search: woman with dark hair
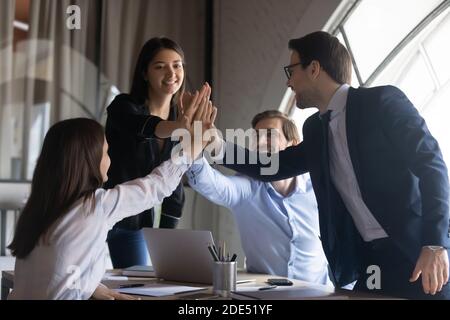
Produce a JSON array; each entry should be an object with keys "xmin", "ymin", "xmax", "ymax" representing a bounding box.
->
[
  {"xmin": 105, "ymin": 37, "xmax": 211, "ymax": 268},
  {"xmin": 8, "ymin": 94, "xmax": 215, "ymax": 299}
]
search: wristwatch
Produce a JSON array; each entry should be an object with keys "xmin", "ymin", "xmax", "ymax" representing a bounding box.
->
[{"xmin": 425, "ymin": 246, "xmax": 445, "ymax": 251}]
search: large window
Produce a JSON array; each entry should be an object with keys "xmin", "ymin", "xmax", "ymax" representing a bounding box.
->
[
  {"xmin": 342, "ymin": 0, "xmax": 443, "ymax": 83},
  {"xmin": 288, "ymin": 0, "xmax": 450, "ymax": 166}
]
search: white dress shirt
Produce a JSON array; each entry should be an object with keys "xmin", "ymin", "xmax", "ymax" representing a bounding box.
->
[
  {"xmin": 326, "ymin": 84, "xmax": 388, "ymax": 241},
  {"xmin": 9, "ymin": 158, "xmax": 189, "ymax": 300}
]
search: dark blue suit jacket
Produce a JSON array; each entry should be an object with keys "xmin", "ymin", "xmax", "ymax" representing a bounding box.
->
[{"xmin": 223, "ymin": 86, "xmax": 450, "ymax": 286}]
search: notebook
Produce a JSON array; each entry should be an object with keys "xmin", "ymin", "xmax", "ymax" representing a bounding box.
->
[
  {"xmin": 121, "ymin": 265, "xmax": 156, "ymax": 277},
  {"xmin": 116, "ymin": 283, "xmax": 205, "ymax": 297}
]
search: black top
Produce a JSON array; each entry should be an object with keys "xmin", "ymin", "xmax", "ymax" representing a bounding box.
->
[{"xmin": 104, "ymin": 93, "xmax": 185, "ymax": 230}]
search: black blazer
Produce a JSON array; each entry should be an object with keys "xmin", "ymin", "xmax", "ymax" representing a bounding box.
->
[
  {"xmin": 104, "ymin": 94, "xmax": 185, "ymax": 230},
  {"xmin": 223, "ymin": 86, "xmax": 450, "ymax": 286}
]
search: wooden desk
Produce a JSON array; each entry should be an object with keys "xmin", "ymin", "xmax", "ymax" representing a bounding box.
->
[
  {"xmin": 102, "ymin": 270, "xmax": 270, "ymax": 300},
  {"xmin": 102, "ymin": 269, "xmax": 347, "ymax": 300},
  {"xmin": 1, "ymin": 269, "xmax": 396, "ymax": 300}
]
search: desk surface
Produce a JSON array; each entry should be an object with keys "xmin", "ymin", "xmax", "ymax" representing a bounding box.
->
[
  {"xmin": 102, "ymin": 270, "xmax": 340, "ymax": 300},
  {"xmin": 1, "ymin": 270, "xmax": 397, "ymax": 300}
]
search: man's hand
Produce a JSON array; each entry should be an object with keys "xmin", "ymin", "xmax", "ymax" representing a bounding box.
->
[
  {"xmin": 410, "ymin": 247, "xmax": 449, "ymax": 295},
  {"xmin": 91, "ymin": 283, "xmax": 141, "ymax": 300}
]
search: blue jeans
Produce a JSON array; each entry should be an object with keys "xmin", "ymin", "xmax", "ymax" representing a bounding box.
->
[{"xmin": 107, "ymin": 227, "xmax": 151, "ymax": 268}]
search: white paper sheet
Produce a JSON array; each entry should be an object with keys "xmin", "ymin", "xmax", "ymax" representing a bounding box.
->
[{"xmin": 115, "ymin": 283, "xmax": 206, "ymax": 297}]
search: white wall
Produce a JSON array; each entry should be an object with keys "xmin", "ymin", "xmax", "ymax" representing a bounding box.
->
[{"xmin": 213, "ymin": 0, "xmax": 342, "ymax": 130}]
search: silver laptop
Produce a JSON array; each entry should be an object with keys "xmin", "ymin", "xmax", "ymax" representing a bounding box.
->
[{"xmin": 143, "ymin": 228, "xmax": 214, "ymax": 284}]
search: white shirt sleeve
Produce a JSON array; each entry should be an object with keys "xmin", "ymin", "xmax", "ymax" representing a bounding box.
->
[{"xmin": 97, "ymin": 157, "xmax": 190, "ymax": 228}]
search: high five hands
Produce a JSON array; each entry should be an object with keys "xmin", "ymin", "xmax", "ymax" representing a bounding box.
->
[{"xmin": 177, "ymin": 83, "xmax": 218, "ymax": 161}]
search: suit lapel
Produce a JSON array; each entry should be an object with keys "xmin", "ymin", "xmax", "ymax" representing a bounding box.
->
[{"xmin": 346, "ymin": 87, "xmax": 363, "ymax": 191}]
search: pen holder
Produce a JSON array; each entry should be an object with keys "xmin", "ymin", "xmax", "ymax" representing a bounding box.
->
[{"xmin": 212, "ymin": 261, "xmax": 236, "ymax": 297}]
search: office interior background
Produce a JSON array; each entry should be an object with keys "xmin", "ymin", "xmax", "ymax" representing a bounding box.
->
[{"xmin": 0, "ymin": 0, "xmax": 449, "ymax": 273}]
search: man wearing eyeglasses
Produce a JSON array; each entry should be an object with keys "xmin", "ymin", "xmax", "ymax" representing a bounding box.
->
[{"xmin": 220, "ymin": 31, "xmax": 450, "ymax": 299}]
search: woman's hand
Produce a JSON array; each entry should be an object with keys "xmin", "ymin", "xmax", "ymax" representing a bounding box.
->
[
  {"xmin": 91, "ymin": 283, "xmax": 141, "ymax": 300},
  {"xmin": 178, "ymin": 83, "xmax": 211, "ymax": 129},
  {"xmin": 189, "ymin": 91, "xmax": 218, "ymax": 160},
  {"xmin": 175, "ymin": 82, "xmax": 218, "ymax": 161},
  {"xmin": 154, "ymin": 84, "xmax": 211, "ymax": 139}
]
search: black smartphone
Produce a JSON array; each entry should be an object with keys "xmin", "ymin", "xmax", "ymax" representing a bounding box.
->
[{"xmin": 267, "ymin": 278, "xmax": 293, "ymax": 286}]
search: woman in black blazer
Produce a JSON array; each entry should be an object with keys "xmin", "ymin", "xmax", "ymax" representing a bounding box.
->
[{"xmin": 105, "ymin": 37, "xmax": 209, "ymax": 268}]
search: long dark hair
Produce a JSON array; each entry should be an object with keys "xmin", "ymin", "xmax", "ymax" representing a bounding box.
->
[
  {"xmin": 8, "ymin": 118, "xmax": 105, "ymax": 259},
  {"xmin": 130, "ymin": 37, "xmax": 186, "ymax": 105}
]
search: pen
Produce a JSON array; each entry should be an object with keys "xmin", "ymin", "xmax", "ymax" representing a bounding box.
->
[
  {"xmin": 119, "ymin": 283, "xmax": 145, "ymax": 289},
  {"xmin": 223, "ymin": 241, "xmax": 226, "ymax": 262},
  {"xmin": 230, "ymin": 254, "xmax": 237, "ymax": 262},
  {"xmin": 207, "ymin": 245, "xmax": 219, "ymax": 261},
  {"xmin": 212, "ymin": 243, "xmax": 219, "ymax": 258},
  {"xmin": 259, "ymin": 285, "xmax": 277, "ymax": 291}
]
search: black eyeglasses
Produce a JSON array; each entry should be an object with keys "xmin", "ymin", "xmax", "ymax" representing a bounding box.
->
[{"xmin": 284, "ymin": 62, "xmax": 303, "ymax": 79}]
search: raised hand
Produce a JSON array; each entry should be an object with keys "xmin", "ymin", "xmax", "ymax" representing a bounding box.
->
[
  {"xmin": 155, "ymin": 83, "xmax": 211, "ymax": 139},
  {"xmin": 178, "ymin": 83, "xmax": 211, "ymax": 128},
  {"xmin": 189, "ymin": 93, "xmax": 218, "ymax": 161},
  {"xmin": 177, "ymin": 91, "xmax": 193, "ymax": 120}
]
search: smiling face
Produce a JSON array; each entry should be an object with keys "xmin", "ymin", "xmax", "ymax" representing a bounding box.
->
[
  {"xmin": 254, "ymin": 117, "xmax": 294, "ymax": 153},
  {"xmin": 286, "ymin": 51, "xmax": 320, "ymax": 110},
  {"xmin": 146, "ymin": 49, "xmax": 184, "ymax": 98}
]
